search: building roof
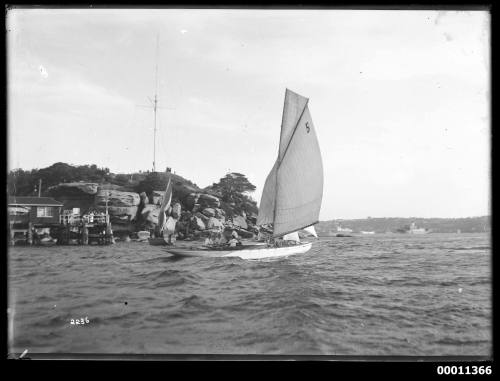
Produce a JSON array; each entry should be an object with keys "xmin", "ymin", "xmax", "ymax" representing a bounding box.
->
[{"xmin": 8, "ymin": 196, "xmax": 63, "ymax": 206}]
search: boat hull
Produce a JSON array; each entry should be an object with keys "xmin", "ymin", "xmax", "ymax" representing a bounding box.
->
[{"xmin": 165, "ymin": 242, "xmax": 312, "ymax": 259}]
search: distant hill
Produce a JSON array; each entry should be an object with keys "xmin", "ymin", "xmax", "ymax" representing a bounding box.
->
[
  {"xmin": 7, "ymin": 163, "xmax": 200, "ymax": 198},
  {"xmin": 317, "ymin": 216, "xmax": 491, "ymax": 235},
  {"xmin": 7, "ymin": 162, "xmax": 258, "ymax": 223}
]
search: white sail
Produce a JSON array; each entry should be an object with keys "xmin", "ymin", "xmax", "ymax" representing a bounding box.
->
[
  {"xmin": 158, "ymin": 177, "xmax": 172, "ymax": 232},
  {"xmin": 278, "ymin": 89, "xmax": 309, "ymax": 162},
  {"xmin": 302, "ymin": 225, "xmax": 318, "ymax": 238},
  {"xmin": 283, "ymin": 231, "xmax": 300, "ymax": 242},
  {"xmin": 257, "ymin": 89, "xmax": 323, "ymax": 237},
  {"xmin": 256, "ymin": 161, "xmax": 277, "ymax": 226}
]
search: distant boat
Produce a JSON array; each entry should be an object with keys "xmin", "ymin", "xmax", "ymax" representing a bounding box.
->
[
  {"xmin": 360, "ymin": 231, "xmax": 375, "ymax": 235},
  {"xmin": 337, "ymin": 224, "xmax": 353, "ymax": 233},
  {"xmin": 166, "ymin": 89, "xmax": 323, "ymax": 259},
  {"xmin": 408, "ymin": 222, "xmax": 430, "ymax": 234}
]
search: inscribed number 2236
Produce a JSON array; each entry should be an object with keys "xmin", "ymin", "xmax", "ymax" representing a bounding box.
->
[{"xmin": 70, "ymin": 317, "xmax": 90, "ymax": 325}]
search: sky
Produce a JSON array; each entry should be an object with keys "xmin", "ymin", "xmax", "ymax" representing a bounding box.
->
[{"xmin": 6, "ymin": 8, "xmax": 490, "ymax": 220}]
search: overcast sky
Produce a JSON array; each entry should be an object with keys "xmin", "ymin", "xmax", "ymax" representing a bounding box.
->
[{"xmin": 7, "ymin": 9, "xmax": 490, "ymax": 220}]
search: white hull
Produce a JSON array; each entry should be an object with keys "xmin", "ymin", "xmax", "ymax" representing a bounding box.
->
[{"xmin": 165, "ymin": 242, "xmax": 312, "ymax": 260}]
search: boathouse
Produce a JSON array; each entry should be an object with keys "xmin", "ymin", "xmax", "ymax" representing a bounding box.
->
[
  {"xmin": 8, "ymin": 196, "xmax": 63, "ymax": 225},
  {"xmin": 8, "ymin": 196, "xmax": 63, "ymax": 244}
]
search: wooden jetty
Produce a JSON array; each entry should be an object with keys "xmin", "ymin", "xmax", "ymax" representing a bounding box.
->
[{"xmin": 55, "ymin": 213, "xmax": 115, "ymax": 246}]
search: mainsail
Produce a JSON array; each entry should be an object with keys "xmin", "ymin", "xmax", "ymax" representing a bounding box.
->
[{"xmin": 257, "ymin": 89, "xmax": 323, "ymax": 237}]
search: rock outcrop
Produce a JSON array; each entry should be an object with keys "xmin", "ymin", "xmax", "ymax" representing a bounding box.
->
[
  {"xmin": 184, "ymin": 193, "xmax": 200, "ymax": 210},
  {"xmin": 198, "ymin": 193, "xmax": 220, "ymax": 208},
  {"xmin": 49, "ymin": 182, "xmax": 99, "ymax": 195},
  {"xmin": 191, "ymin": 216, "xmax": 206, "ymax": 231},
  {"xmin": 47, "ymin": 177, "xmax": 257, "ymax": 241},
  {"xmin": 95, "ymin": 189, "xmax": 140, "ymax": 207},
  {"xmin": 201, "ymin": 208, "xmax": 216, "ymax": 217},
  {"xmin": 232, "ymin": 215, "xmax": 248, "ymax": 230},
  {"xmin": 185, "ymin": 192, "xmax": 220, "ymax": 210},
  {"xmin": 94, "ymin": 188, "xmax": 140, "ymax": 228},
  {"xmin": 206, "ymin": 217, "xmax": 223, "ymax": 230},
  {"xmin": 140, "ymin": 204, "xmax": 162, "ymax": 229},
  {"xmin": 48, "ymin": 182, "xmax": 99, "ymax": 213},
  {"xmin": 152, "ymin": 190, "xmax": 165, "ymax": 205},
  {"xmin": 194, "ymin": 212, "xmax": 209, "ymax": 225}
]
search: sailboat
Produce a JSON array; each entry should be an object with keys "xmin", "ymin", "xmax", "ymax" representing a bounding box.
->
[
  {"xmin": 148, "ymin": 177, "xmax": 174, "ymax": 246},
  {"xmin": 165, "ymin": 88, "xmax": 323, "ymax": 259}
]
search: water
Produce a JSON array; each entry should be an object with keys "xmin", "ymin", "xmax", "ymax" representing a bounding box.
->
[{"xmin": 8, "ymin": 233, "xmax": 491, "ymax": 356}]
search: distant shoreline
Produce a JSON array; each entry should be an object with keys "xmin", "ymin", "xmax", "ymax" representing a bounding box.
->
[{"xmin": 317, "ymin": 216, "xmax": 490, "ymax": 234}]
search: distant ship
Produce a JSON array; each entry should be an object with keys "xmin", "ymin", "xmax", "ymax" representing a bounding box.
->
[
  {"xmin": 396, "ymin": 222, "xmax": 431, "ymax": 234},
  {"xmin": 408, "ymin": 222, "xmax": 430, "ymax": 234},
  {"xmin": 336, "ymin": 224, "xmax": 353, "ymax": 233},
  {"xmin": 360, "ymin": 231, "xmax": 375, "ymax": 235}
]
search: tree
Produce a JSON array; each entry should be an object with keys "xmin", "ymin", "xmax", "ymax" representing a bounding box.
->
[
  {"xmin": 209, "ymin": 173, "xmax": 258, "ymax": 217},
  {"xmin": 7, "ymin": 168, "xmax": 38, "ymax": 196},
  {"xmin": 7, "ymin": 162, "xmax": 113, "ymax": 196},
  {"xmin": 135, "ymin": 172, "xmax": 168, "ymax": 198},
  {"xmin": 134, "ymin": 172, "xmax": 200, "ymax": 205},
  {"xmin": 113, "ymin": 174, "xmax": 131, "ymax": 186},
  {"xmin": 210, "ymin": 173, "xmax": 256, "ymax": 202}
]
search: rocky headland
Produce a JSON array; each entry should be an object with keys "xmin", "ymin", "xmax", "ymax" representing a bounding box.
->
[{"xmin": 47, "ymin": 174, "xmax": 259, "ymax": 241}]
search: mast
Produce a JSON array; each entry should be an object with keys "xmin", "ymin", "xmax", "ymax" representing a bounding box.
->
[
  {"xmin": 152, "ymin": 34, "xmax": 160, "ymax": 173},
  {"xmin": 272, "ymin": 91, "xmax": 288, "ymax": 236}
]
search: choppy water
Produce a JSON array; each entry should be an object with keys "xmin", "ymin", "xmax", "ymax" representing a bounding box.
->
[{"xmin": 8, "ymin": 233, "xmax": 491, "ymax": 356}]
